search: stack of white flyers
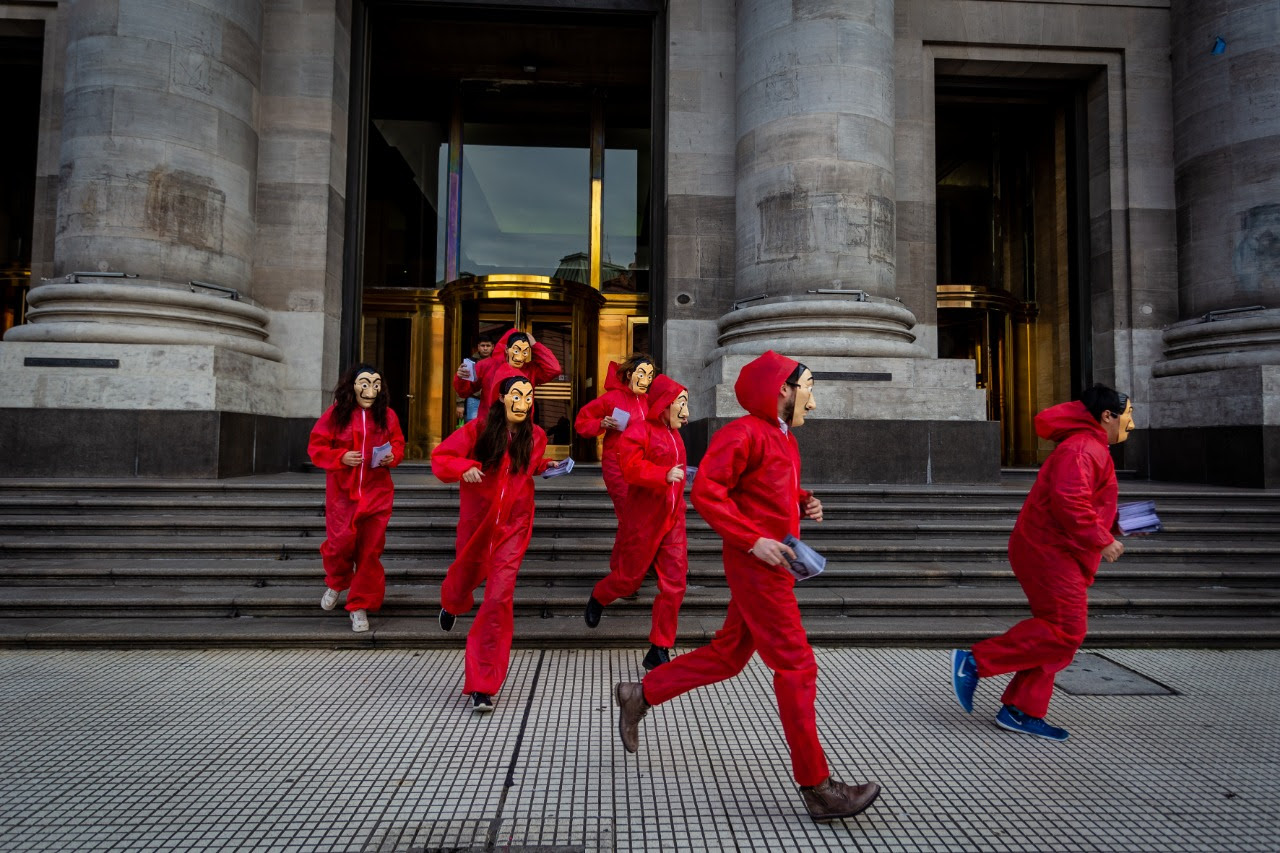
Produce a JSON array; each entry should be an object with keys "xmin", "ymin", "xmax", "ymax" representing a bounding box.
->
[
  {"xmin": 1117, "ymin": 499, "xmax": 1161, "ymax": 535},
  {"xmin": 542, "ymin": 457, "xmax": 575, "ymax": 479},
  {"xmin": 369, "ymin": 441, "xmax": 393, "ymax": 469},
  {"xmin": 610, "ymin": 407, "xmax": 631, "ymax": 431},
  {"xmin": 781, "ymin": 534, "xmax": 826, "ymax": 581},
  {"xmin": 460, "ymin": 358, "xmax": 476, "ymax": 380}
]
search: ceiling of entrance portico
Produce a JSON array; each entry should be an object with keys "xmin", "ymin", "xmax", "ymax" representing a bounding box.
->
[{"xmin": 371, "ymin": 8, "xmax": 650, "ymax": 114}]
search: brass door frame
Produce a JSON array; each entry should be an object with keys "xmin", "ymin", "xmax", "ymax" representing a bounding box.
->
[{"xmin": 937, "ymin": 284, "xmax": 1038, "ymax": 465}]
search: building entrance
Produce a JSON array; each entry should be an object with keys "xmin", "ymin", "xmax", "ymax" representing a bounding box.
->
[
  {"xmin": 351, "ymin": 6, "xmax": 656, "ymax": 458},
  {"xmin": 0, "ymin": 24, "xmax": 42, "ymax": 336},
  {"xmin": 935, "ymin": 82, "xmax": 1086, "ymax": 466}
]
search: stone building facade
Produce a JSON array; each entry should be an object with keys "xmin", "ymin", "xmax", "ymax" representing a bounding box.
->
[{"xmin": 1, "ymin": 0, "xmax": 1276, "ymax": 486}]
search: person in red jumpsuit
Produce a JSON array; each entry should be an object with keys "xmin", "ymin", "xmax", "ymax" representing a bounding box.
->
[
  {"xmin": 575, "ymin": 354, "xmax": 655, "ymax": 582},
  {"xmin": 584, "ymin": 374, "xmax": 689, "ymax": 671},
  {"xmin": 432, "ymin": 375, "xmax": 554, "ymax": 713},
  {"xmin": 951, "ymin": 384, "xmax": 1135, "ymax": 741},
  {"xmin": 308, "ymin": 363, "xmax": 406, "ymax": 633},
  {"xmin": 574, "ymin": 354, "xmax": 655, "ymax": 514},
  {"xmin": 614, "ymin": 351, "xmax": 882, "ymax": 823},
  {"xmin": 452, "ymin": 328, "xmax": 562, "ymax": 423}
]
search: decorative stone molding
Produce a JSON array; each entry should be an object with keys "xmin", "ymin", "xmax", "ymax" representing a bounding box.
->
[
  {"xmin": 713, "ymin": 296, "xmax": 925, "ymax": 359},
  {"xmin": 5, "ymin": 278, "xmax": 282, "ymax": 362},
  {"xmin": 1153, "ymin": 307, "xmax": 1280, "ymax": 377}
]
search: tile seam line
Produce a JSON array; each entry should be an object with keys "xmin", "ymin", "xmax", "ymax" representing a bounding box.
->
[{"xmin": 487, "ymin": 648, "xmax": 547, "ymax": 851}]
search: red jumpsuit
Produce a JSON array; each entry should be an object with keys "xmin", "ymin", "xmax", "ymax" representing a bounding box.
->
[
  {"xmin": 590, "ymin": 374, "xmax": 688, "ymax": 647},
  {"xmin": 641, "ymin": 351, "xmax": 829, "ymax": 787},
  {"xmin": 575, "ymin": 362, "xmax": 650, "ymax": 576},
  {"xmin": 972, "ymin": 401, "xmax": 1119, "ymax": 718},
  {"xmin": 431, "ymin": 417, "xmax": 551, "ymax": 696},
  {"xmin": 452, "ymin": 329, "xmax": 562, "ymax": 424},
  {"xmin": 308, "ymin": 405, "xmax": 406, "ymax": 612}
]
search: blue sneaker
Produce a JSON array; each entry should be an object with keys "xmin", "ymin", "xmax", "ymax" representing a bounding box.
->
[
  {"xmin": 995, "ymin": 705, "xmax": 1069, "ymax": 742},
  {"xmin": 951, "ymin": 649, "xmax": 978, "ymax": 713}
]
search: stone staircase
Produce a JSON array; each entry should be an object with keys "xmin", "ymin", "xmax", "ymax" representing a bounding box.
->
[{"xmin": 1, "ymin": 468, "xmax": 1278, "ymax": 649}]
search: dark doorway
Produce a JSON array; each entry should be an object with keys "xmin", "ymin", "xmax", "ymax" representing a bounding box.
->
[
  {"xmin": 935, "ymin": 80, "xmax": 1087, "ymax": 466},
  {"xmin": 0, "ymin": 24, "xmax": 42, "ymax": 336}
]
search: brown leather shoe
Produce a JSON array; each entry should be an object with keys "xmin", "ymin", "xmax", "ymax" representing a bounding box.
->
[
  {"xmin": 800, "ymin": 777, "xmax": 881, "ymax": 822},
  {"xmin": 615, "ymin": 682, "xmax": 649, "ymax": 753}
]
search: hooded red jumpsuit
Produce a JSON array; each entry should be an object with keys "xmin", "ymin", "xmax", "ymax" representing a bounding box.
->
[
  {"xmin": 574, "ymin": 361, "xmax": 650, "ymax": 515},
  {"xmin": 640, "ymin": 351, "xmax": 830, "ymax": 787},
  {"xmin": 452, "ymin": 329, "xmax": 562, "ymax": 423},
  {"xmin": 590, "ymin": 374, "xmax": 688, "ymax": 648},
  {"xmin": 308, "ymin": 405, "xmax": 406, "ymax": 612},
  {"xmin": 971, "ymin": 400, "xmax": 1119, "ymax": 718},
  {"xmin": 431, "ymin": 417, "xmax": 551, "ymax": 696}
]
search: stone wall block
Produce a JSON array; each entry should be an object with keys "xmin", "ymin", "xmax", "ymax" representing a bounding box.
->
[
  {"xmin": 60, "ymin": 87, "xmax": 115, "ymax": 140},
  {"xmin": 118, "ymin": 0, "xmax": 222, "ymax": 54},
  {"xmin": 836, "ymin": 113, "xmax": 894, "ymax": 172},
  {"xmin": 72, "ymin": 34, "xmax": 171, "ymax": 92}
]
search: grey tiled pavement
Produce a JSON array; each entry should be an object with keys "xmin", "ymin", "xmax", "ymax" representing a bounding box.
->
[{"xmin": 3, "ymin": 648, "xmax": 1277, "ymax": 852}]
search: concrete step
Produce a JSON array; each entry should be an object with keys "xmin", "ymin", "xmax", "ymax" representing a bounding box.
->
[
  {"xmin": 4, "ymin": 513, "xmax": 1278, "ymax": 542},
  {"xmin": 2, "ymin": 612, "xmax": 1277, "ymax": 649},
  {"xmin": 3, "ymin": 557, "xmax": 1278, "ymax": 586},
  {"xmin": 3, "ymin": 534, "xmax": 1277, "ymax": 562},
  {"xmin": 7, "ymin": 582, "xmax": 1278, "ymax": 621}
]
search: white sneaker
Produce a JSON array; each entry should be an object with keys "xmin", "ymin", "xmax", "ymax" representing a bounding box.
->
[
  {"xmin": 321, "ymin": 588, "xmax": 340, "ymax": 610},
  {"xmin": 350, "ymin": 609, "xmax": 369, "ymax": 632}
]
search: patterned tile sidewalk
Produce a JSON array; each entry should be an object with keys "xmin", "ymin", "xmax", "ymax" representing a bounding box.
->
[{"xmin": 2, "ymin": 647, "xmax": 1276, "ymax": 851}]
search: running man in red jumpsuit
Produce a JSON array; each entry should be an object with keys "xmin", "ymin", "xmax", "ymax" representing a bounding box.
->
[
  {"xmin": 453, "ymin": 328, "xmax": 562, "ymax": 423},
  {"xmin": 574, "ymin": 354, "xmax": 654, "ymax": 515},
  {"xmin": 584, "ymin": 374, "xmax": 689, "ymax": 671},
  {"xmin": 614, "ymin": 351, "xmax": 882, "ymax": 823},
  {"xmin": 951, "ymin": 384, "xmax": 1135, "ymax": 741},
  {"xmin": 575, "ymin": 355, "xmax": 655, "ymax": 582},
  {"xmin": 432, "ymin": 375, "xmax": 553, "ymax": 713},
  {"xmin": 308, "ymin": 363, "xmax": 406, "ymax": 633}
]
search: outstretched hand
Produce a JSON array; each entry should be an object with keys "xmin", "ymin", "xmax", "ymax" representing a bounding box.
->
[{"xmin": 462, "ymin": 466, "xmax": 484, "ymax": 484}]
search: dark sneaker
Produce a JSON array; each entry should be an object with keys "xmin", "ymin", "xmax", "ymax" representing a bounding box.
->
[
  {"xmin": 641, "ymin": 645, "xmax": 670, "ymax": 671},
  {"xmin": 584, "ymin": 596, "xmax": 604, "ymax": 628},
  {"xmin": 951, "ymin": 649, "xmax": 978, "ymax": 713},
  {"xmin": 615, "ymin": 682, "xmax": 649, "ymax": 753},
  {"xmin": 439, "ymin": 609, "xmax": 456, "ymax": 632},
  {"xmin": 995, "ymin": 704, "xmax": 1069, "ymax": 741},
  {"xmin": 471, "ymin": 692, "xmax": 494, "ymax": 713},
  {"xmin": 801, "ymin": 777, "xmax": 881, "ymax": 823}
]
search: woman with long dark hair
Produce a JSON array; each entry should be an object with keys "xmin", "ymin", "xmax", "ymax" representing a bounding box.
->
[
  {"xmin": 431, "ymin": 375, "xmax": 553, "ymax": 712},
  {"xmin": 308, "ymin": 363, "xmax": 405, "ymax": 633}
]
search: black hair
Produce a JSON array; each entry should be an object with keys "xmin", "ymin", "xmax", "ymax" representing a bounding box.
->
[
  {"xmin": 616, "ymin": 352, "xmax": 655, "ymax": 384},
  {"xmin": 473, "ymin": 375, "xmax": 534, "ymax": 474},
  {"xmin": 1079, "ymin": 383, "xmax": 1129, "ymax": 423},
  {"xmin": 332, "ymin": 363, "xmax": 389, "ymax": 430},
  {"xmin": 786, "ymin": 362, "xmax": 810, "ymax": 385},
  {"xmin": 505, "ymin": 332, "xmax": 530, "ymax": 348}
]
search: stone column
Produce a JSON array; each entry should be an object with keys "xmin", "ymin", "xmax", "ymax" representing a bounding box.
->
[
  {"xmin": 1, "ymin": 0, "xmax": 290, "ymax": 477},
  {"xmin": 725, "ymin": 0, "xmax": 917, "ymax": 358},
  {"xmin": 1149, "ymin": 2, "xmax": 1280, "ymax": 486},
  {"xmin": 6, "ymin": 0, "xmax": 271, "ymax": 353},
  {"xmin": 687, "ymin": 0, "xmax": 992, "ymax": 483}
]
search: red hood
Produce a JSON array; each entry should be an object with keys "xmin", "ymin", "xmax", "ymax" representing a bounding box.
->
[
  {"xmin": 1035, "ymin": 400, "xmax": 1108, "ymax": 444},
  {"xmin": 734, "ymin": 351, "xmax": 798, "ymax": 423},
  {"xmin": 644, "ymin": 374, "xmax": 687, "ymax": 421},
  {"xmin": 604, "ymin": 361, "xmax": 627, "ymax": 393},
  {"xmin": 491, "ymin": 328, "xmax": 526, "ymax": 364}
]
